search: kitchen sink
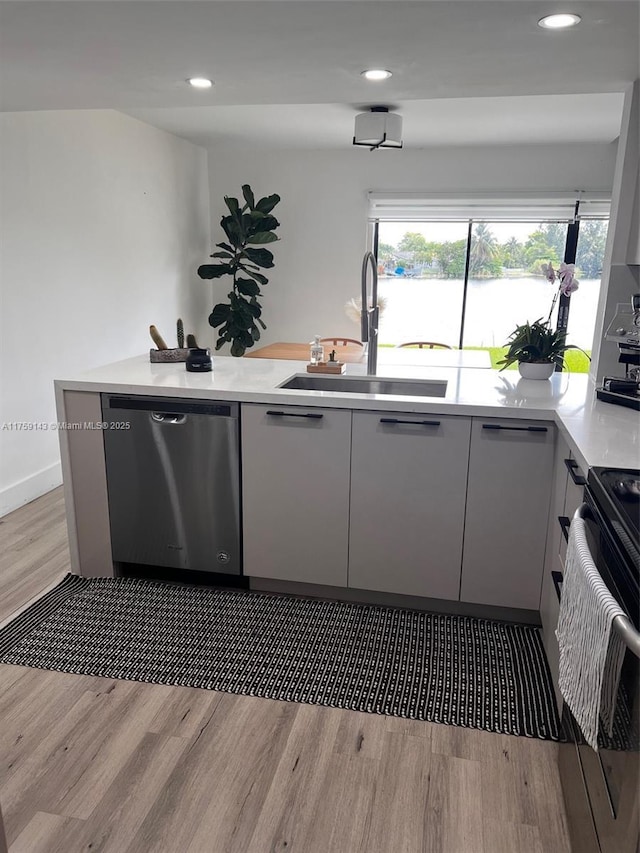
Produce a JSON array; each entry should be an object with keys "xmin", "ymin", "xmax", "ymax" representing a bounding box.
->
[{"xmin": 279, "ymin": 375, "xmax": 448, "ymax": 397}]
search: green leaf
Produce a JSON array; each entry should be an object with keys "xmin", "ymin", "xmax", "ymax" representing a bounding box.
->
[
  {"xmin": 198, "ymin": 263, "xmax": 232, "ymax": 279},
  {"xmin": 244, "ymin": 247, "xmax": 274, "ymax": 268},
  {"xmin": 210, "ymin": 250, "xmax": 234, "ymax": 259},
  {"xmin": 209, "ymin": 303, "xmax": 231, "ymax": 327},
  {"xmin": 239, "ymin": 268, "xmax": 268, "ymax": 285},
  {"xmin": 224, "ymin": 196, "xmax": 241, "ymax": 220},
  {"xmin": 230, "ymin": 339, "xmax": 246, "ymax": 357},
  {"xmin": 215, "ymin": 338, "xmax": 227, "ymax": 351},
  {"xmin": 247, "ymin": 232, "xmax": 278, "ymax": 245},
  {"xmin": 255, "ymin": 194, "xmax": 281, "ymax": 215},
  {"xmin": 233, "ymin": 299, "xmax": 254, "ymax": 323},
  {"xmin": 247, "ymin": 300, "xmax": 262, "ymax": 318},
  {"xmin": 220, "ymin": 217, "xmax": 243, "ymax": 248},
  {"xmin": 215, "ymin": 242, "xmax": 235, "ymax": 253},
  {"xmin": 251, "ymin": 214, "xmax": 280, "ymax": 233},
  {"xmin": 257, "ymin": 318, "xmax": 267, "ymax": 330},
  {"xmin": 245, "ymin": 212, "xmax": 280, "ymax": 236},
  {"xmin": 236, "ymin": 278, "xmax": 260, "ymax": 297},
  {"xmin": 250, "ymin": 324, "xmax": 261, "ymax": 342},
  {"xmin": 242, "ymin": 185, "xmax": 255, "ymax": 210}
]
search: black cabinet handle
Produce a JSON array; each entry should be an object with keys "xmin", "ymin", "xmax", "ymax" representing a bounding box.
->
[
  {"xmin": 380, "ymin": 418, "xmax": 440, "ymax": 427},
  {"xmin": 266, "ymin": 410, "xmax": 323, "ymax": 420},
  {"xmin": 564, "ymin": 457, "xmax": 586, "ymax": 486},
  {"xmin": 558, "ymin": 515, "xmax": 571, "ymax": 542},
  {"xmin": 482, "ymin": 424, "xmax": 548, "ymax": 433},
  {"xmin": 552, "ymin": 570, "xmax": 564, "ymax": 602}
]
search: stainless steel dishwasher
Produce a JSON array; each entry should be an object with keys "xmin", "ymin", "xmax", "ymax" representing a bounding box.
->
[{"xmin": 101, "ymin": 395, "xmax": 240, "ymax": 575}]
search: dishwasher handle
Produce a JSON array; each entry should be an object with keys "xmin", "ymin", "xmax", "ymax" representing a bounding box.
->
[{"xmin": 151, "ymin": 412, "xmax": 187, "ymax": 424}]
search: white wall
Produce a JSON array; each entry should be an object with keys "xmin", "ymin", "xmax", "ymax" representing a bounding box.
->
[
  {"xmin": 0, "ymin": 110, "xmax": 211, "ymax": 515},
  {"xmin": 206, "ymin": 143, "xmax": 616, "ymax": 347}
]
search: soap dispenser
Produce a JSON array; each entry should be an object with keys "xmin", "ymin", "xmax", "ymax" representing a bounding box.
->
[{"xmin": 309, "ymin": 336, "xmax": 324, "ymax": 365}]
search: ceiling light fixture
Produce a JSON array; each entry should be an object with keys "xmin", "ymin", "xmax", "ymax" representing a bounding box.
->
[
  {"xmin": 361, "ymin": 69, "xmax": 392, "ymax": 81},
  {"xmin": 353, "ymin": 106, "xmax": 403, "ymax": 152},
  {"xmin": 537, "ymin": 13, "xmax": 581, "ymax": 29},
  {"xmin": 188, "ymin": 77, "xmax": 213, "ymax": 89}
]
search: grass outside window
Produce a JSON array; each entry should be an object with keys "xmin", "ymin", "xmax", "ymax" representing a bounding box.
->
[
  {"xmin": 378, "ymin": 344, "xmax": 591, "ymax": 373},
  {"xmin": 464, "ymin": 347, "xmax": 591, "ymax": 373}
]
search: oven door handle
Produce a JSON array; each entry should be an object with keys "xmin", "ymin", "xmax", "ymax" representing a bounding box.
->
[{"xmin": 575, "ymin": 504, "xmax": 640, "ymax": 660}]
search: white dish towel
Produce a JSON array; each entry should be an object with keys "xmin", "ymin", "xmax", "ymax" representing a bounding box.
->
[{"xmin": 556, "ymin": 514, "xmax": 626, "ymax": 750}]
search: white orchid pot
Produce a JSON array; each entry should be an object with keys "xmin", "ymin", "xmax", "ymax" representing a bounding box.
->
[{"xmin": 518, "ymin": 361, "xmax": 555, "ymax": 380}]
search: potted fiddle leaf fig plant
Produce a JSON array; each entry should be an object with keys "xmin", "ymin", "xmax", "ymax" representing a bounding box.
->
[
  {"xmin": 198, "ymin": 184, "xmax": 281, "ymax": 356},
  {"xmin": 497, "ymin": 319, "xmax": 584, "ymax": 378}
]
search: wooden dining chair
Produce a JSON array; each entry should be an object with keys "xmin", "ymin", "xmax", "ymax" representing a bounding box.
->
[
  {"xmin": 320, "ymin": 337, "xmax": 364, "ymax": 347},
  {"xmin": 396, "ymin": 341, "xmax": 453, "ymax": 350}
]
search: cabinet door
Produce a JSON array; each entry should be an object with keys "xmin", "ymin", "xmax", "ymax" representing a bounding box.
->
[
  {"xmin": 461, "ymin": 418, "xmax": 555, "ymax": 610},
  {"xmin": 349, "ymin": 412, "xmax": 471, "ymax": 599},
  {"xmin": 540, "ymin": 432, "xmax": 572, "ymax": 712},
  {"xmin": 241, "ymin": 403, "xmax": 351, "ymax": 586}
]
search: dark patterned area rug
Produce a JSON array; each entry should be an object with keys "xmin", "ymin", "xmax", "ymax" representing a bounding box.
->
[{"xmin": 0, "ymin": 573, "xmax": 564, "ymax": 740}]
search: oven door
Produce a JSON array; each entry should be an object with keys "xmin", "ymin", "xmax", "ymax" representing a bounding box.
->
[{"xmin": 566, "ymin": 500, "xmax": 640, "ymax": 853}]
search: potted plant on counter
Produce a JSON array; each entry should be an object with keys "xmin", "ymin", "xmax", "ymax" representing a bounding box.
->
[
  {"xmin": 497, "ymin": 319, "xmax": 582, "ymax": 378},
  {"xmin": 198, "ymin": 184, "xmax": 281, "ymax": 357},
  {"xmin": 498, "ymin": 261, "xmax": 588, "ymax": 379}
]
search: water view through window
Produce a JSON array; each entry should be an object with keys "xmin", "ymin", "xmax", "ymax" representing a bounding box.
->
[{"xmin": 376, "ymin": 219, "xmax": 608, "ymax": 371}]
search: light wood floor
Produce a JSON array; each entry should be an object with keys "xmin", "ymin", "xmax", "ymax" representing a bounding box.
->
[{"xmin": 0, "ymin": 489, "xmax": 573, "ymax": 853}]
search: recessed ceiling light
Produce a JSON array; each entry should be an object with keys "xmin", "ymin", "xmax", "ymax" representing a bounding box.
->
[
  {"xmin": 361, "ymin": 69, "xmax": 392, "ymax": 81},
  {"xmin": 188, "ymin": 77, "xmax": 213, "ymax": 89},
  {"xmin": 538, "ymin": 13, "xmax": 581, "ymax": 29}
]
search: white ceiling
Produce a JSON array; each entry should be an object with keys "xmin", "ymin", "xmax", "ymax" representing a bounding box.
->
[{"xmin": 1, "ymin": 1, "xmax": 638, "ymax": 149}]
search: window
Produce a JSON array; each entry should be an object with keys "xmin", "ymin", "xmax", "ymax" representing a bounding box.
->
[{"xmin": 370, "ymin": 194, "xmax": 609, "ymax": 372}]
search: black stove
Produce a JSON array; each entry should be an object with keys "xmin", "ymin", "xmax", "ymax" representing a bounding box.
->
[
  {"xmin": 561, "ymin": 466, "xmax": 640, "ymax": 853},
  {"xmin": 586, "ymin": 466, "xmax": 639, "ymax": 624},
  {"xmin": 589, "ymin": 467, "xmax": 640, "ymax": 546}
]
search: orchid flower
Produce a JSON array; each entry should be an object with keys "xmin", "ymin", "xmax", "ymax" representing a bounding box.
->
[
  {"xmin": 544, "ymin": 260, "xmax": 579, "ymax": 324},
  {"xmin": 557, "ymin": 262, "xmax": 579, "ymax": 295}
]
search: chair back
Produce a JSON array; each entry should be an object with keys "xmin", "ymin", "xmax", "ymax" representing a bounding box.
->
[
  {"xmin": 320, "ymin": 337, "xmax": 364, "ymax": 347},
  {"xmin": 396, "ymin": 341, "xmax": 453, "ymax": 350}
]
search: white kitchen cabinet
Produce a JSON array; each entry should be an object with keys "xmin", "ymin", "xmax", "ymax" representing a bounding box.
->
[
  {"xmin": 348, "ymin": 411, "xmax": 471, "ymax": 599},
  {"xmin": 241, "ymin": 403, "xmax": 352, "ymax": 586},
  {"xmin": 460, "ymin": 418, "xmax": 555, "ymax": 610},
  {"xmin": 56, "ymin": 389, "xmax": 114, "ymax": 577},
  {"xmin": 540, "ymin": 432, "xmax": 572, "ymax": 711}
]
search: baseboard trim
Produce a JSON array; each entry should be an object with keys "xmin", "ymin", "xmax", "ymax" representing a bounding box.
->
[
  {"xmin": 250, "ymin": 578, "xmax": 541, "ymax": 625},
  {"xmin": 0, "ymin": 462, "xmax": 63, "ymax": 517}
]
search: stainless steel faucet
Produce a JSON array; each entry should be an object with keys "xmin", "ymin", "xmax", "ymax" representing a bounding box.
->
[{"xmin": 361, "ymin": 251, "xmax": 379, "ymax": 375}]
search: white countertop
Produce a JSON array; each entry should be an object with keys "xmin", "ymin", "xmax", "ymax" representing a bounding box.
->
[{"xmin": 55, "ymin": 354, "xmax": 640, "ymax": 472}]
